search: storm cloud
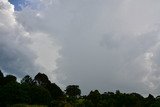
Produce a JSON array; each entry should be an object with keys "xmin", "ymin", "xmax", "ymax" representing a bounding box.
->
[
  {"xmin": 0, "ymin": 0, "xmax": 39, "ymax": 77},
  {"xmin": 0, "ymin": 0, "xmax": 60, "ymax": 81},
  {"xmin": 2, "ymin": 0, "xmax": 160, "ymax": 95}
]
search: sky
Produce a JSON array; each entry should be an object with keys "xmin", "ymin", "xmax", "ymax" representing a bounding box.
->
[
  {"xmin": 8, "ymin": 0, "xmax": 22, "ymax": 10},
  {"xmin": 1, "ymin": 0, "xmax": 160, "ymax": 96}
]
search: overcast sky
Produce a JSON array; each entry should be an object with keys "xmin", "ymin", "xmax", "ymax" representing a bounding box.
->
[{"xmin": 1, "ymin": 0, "xmax": 160, "ymax": 95}]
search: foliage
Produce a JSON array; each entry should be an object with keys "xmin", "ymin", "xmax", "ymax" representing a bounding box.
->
[
  {"xmin": 29, "ymin": 85, "xmax": 51, "ymax": 105},
  {"xmin": 0, "ymin": 70, "xmax": 4, "ymax": 86},
  {"xmin": 1, "ymin": 70, "xmax": 160, "ymax": 107},
  {"xmin": 34, "ymin": 73, "xmax": 51, "ymax": 87},
  {"xmin": 34, "ymin": 72, "xmax": 64, "ymax": 100},
  {"xmin": 8, "ymin": 104, "xmax": 47, "ymax": 107},
  {"xmin": 65, "ymin": 85, "xmax": 81, "ymax": 98},
  {"xmin": 46, "ymin": 83, "xmax": 64, "ymax": 100},
  {"xmin": 0, "ymin": 70, "xmax": 3, "ymax": 78},
  {"xmin": 21, "ymin": 75, "xmax": 34, "ymax": 85},
  {"xmin": 4, "ymin": 75, "xmax": 17, "ymax": 85},
  {"xmin": 0, "ymin": 82, "xmax": 29, "ymax": 105}
]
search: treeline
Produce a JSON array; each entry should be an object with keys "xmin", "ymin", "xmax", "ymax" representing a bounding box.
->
[
  {"xmin": 0, "ymin": 70, "xmax": 64, "ymax": 107},
  {"xmin": 0, "ymin": 70, "xmax": 160, "ymax": 107}
]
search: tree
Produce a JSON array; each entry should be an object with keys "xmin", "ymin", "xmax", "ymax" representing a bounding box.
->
[
  {"xmin": 4, "ymin": 75, "xmax": 16, "ymax": 85},
  {"xmin": 65, "ymin": 85, "xmax": 81, "ymax": 98},
  {"xmin": 21, "ymin": 75, "xmax": 34, "ymax": 85},
  {"xmin": 87, "ymin": 90, "xmax": 101, "ymax": 107},
  {"xmin": 34, "ymin": 72, "xmax": 51, "ymax": 87},
  {"xmin": 29, "ymin": 85, "xmax": 51, "ymax": 105},
  {"xmin": 47, "ymin": 83, "xmax": 64, "ymax": 100},
  {"xmin": 34, "ymin": 73, "xmax": 64, "ymax": 100},
  {"xmin": 0, "ymin": 82, "xmax": 29, "ymax": 105},
  {"xmin": 145, "ymin": 94, "xmax": 155, "ymax": 107},
  {"xmin": 0, "ymin": 70, "xmax": 4, "ymax": 86},
  {"xmin": 0, "ymin": 70, "xmax": 3, "ymax": 78}
]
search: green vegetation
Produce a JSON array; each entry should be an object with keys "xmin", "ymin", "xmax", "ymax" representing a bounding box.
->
[
  {"xmin": 1, "ymin": 70, "xmax": 160, "ymax": 107},
  {"xmin": 8, "ymin": 104, "xmax": 47, "ymax": 107}
]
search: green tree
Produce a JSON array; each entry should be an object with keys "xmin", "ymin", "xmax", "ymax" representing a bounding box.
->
[
  {"xmin": 29, "ymin": 85, "xmax": 51, "ymax": 105},
  {"xmin": 34, "ymin": 72, "xmax": 51, "ymax": 87},
  {"xmin": 0, "ymin": 70, "xmax": 3, "ymax": 78},
  {"xmin": 87, "ymin": 90, "xmax": 101, "ymax": 107},
  {"xmin": 0, "ymin": 82, "xmax": 29, "ymax": 105},
  {"xmin": 4, "ymin": 75, "xmax": 16, "ymax": 85},
  {"xmin": 34, "ymin": 73, "xmax": 64, "ymax": 100},
  {"xmin": 21, "ymin": 75, "xmax": 34, "ymax": 85},
  {"xmin": 47, "ymin": 83, "xmax": 64, "ymax": 100},
  {"xmin": 145, "ymin": 94, "xmax": 155, "ymax": 107},
  {"xmin": 151, "ymin": 96, "xmax": 160, "ymax": 107},
  {"xmin": 65, "ymin": 85, "xmax": 81, "ymax": 98},
  {"xmin": 0, "ymin": 70, "xmax": 4, "ymax": 86}
]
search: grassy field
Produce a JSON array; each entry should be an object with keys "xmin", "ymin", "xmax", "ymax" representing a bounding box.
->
[{"xmin": 8, "ymin": 104, "xmax": 47, "ymax": 107}]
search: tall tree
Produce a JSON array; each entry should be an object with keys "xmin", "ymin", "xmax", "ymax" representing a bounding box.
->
[
  {"xmin": 34, "ymin": 72, "xmax": 51, "ymax": 87},
  {"xmin": 34, "ymin": 73, "xmax": 63, "ymax": 100},
  {"xmin": 21, "ymin": 75, "xmax": 34, "ymax": 85},
  {"xmin": 4, "ymin": 75, "xmax": 16, "ymax": 85},
  {"xmin": 88, "ymin": 90, "xmax": 101, "ymax": 107},
  {"xmin": 0, "ymin": 70, "xmax": 3, "ymax": 78},
  {"xmin": 29, "ymin": 85, "xmax": 51, "ymax": 105},
  {"xmin": 65, "ymin": 85, "xmax": 81, "ymax": 98},
  {"xmin": 145, "ymin": 94, "xmax": 155, "ymax": 107},
  {"xmin": 47, "ymin": 83, "xmax": 64, "ymax": 100},
  {"xmin": 0, "ymin": 70, "xmax": 4, "ymax": 86},
  {"xmin": 0, "ymin": 82, "xmax": 28, "ymax": 105}
]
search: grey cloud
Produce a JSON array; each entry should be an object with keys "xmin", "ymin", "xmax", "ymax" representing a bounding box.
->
[
  {"xmin": 0, "ymin": 1, "xmax": 41, "ymax": 77},
  {"xmin": 14, "ymin": 0, "xmax": 160, "ymax": 95},
  {"xmin": 0, "ymin": 36, "xmax": 39, "ymax": 76}
]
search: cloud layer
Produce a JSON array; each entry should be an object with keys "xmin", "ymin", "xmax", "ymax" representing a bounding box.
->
[
  {"xmin": 0, "ymin": 0, "xmax": 60, "ymax": 81},
  {"xmin": 0, "ymin": 0, "xmax": 39, "ymax": 77},
  {"xmin": 2, "ymin": 0, "xmax": 160, "ymax": 95}
]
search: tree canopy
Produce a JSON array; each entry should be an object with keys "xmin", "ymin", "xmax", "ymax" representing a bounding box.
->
[
  {"xmin": 0, "ymin": 70, "xmax": 160, "ymax": 107},
  {"xmin": 65, "ymin": 85, "xmax": 81, "ymax": 98}
]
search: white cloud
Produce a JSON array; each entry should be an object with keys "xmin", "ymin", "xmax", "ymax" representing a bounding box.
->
[
  {"xmin": 0, "ymin": 0, "xmax": 39, "ymax": 77},
  {"xmin": 29, "ymin": 32, "xmax": 61, "ymax": 82},
  {"xmin": 0, "ymin": 0, "xmax": 60, "ymax": 83}
]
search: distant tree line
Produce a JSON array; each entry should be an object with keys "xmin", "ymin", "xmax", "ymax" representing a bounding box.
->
[{"xmin": 0, "ymin": 70, "xmax": 160, "ymax": 107}]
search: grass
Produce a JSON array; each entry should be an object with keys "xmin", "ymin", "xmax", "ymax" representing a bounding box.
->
[{"xmin": 8, "ymin": 104, "xmax": 47, "ymax": 107}]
